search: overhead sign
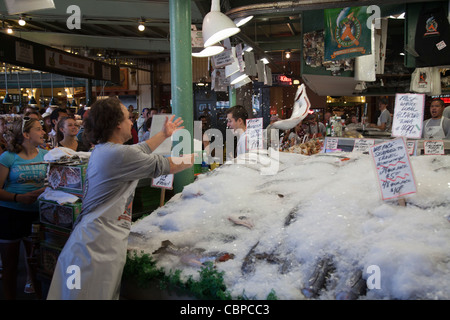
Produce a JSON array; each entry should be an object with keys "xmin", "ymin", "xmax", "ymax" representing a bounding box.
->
[
  {"xmin": 46, "ymin": 49, "xmax": 95, "ymax": 77},
  {"xmin": 0, "ymin": 33, "xmax": 120, "ymax": 83},
  {"xmin": 324, "ymin": 6, "xmax": 372, "ymax": 61}
]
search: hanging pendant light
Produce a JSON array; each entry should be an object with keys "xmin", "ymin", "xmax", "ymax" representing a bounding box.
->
[
  {"xmin": 49, "ymin": 73, "xmax": 58, "ymax": 107},
  {"xmin": 202, "ymin": 0, "xmax": 240, "ymax": 48},
  {"xmin": 16, "ymin": 70, "xmax": 23, "ymax": 108},
  {"xmin": 2, "ymin": 63, "xmax": 12, "ymax": 104},
  {"xmin": 39, "ymin": 71, "xmax": 47, "ymax": 108},
  {"xmin": 28, "ymin": 69, "xmax": 37, "ymax": 107},
  {"xmin": 71, "ymin": 77, "xmax": 76, "ymax": 107}
]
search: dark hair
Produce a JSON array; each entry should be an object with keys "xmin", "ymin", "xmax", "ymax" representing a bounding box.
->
[
  {"xmin": 25, "ymin": 110, "xmax": 42, "ymax": 119},
  {"xmin": 226, "ymin": 105, "xmax": 248, "ymax": 123},
  {"xmin": 5, "ymin": 117, "xmax": 39, "ymax": 153},
  {"xmin": 56, "ymin": 116, "xmax": 76, "ymax": 143},
  {"xmin": 83, "ymin": 97, "xmax": 125, "ymax": 144},
  {"xmin": 431, "ymin": 98, "xmax": 445, "ymax": 107},
  {"xmin": 50, "ymin": 107, "xmax": 68, "ymax": 129},
  {"xmin": 379, "ymin": 97, "xmax": 389, "ymax": 105},
  {"xmin": 144, "ymin": 117, "xmax": 152, "ymax": 132}
]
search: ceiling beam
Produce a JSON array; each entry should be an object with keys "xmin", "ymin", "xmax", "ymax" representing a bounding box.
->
[{"xmin": 15, "ymin": 31, "xmax": 170, "ymax": 53}]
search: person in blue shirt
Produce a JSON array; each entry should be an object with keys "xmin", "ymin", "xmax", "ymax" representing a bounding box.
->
[{"xmin": 0, "ymin": 116, "xmax": 49, "ymax": 299}]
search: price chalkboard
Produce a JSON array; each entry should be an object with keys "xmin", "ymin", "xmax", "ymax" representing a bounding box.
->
[
  {"xmin": 392, "ymin": 93, "xmax": 425, "ymax": 138},
  {"xmin": 370, "ymin": 137, "xmax": 417, "ymax": 200}
]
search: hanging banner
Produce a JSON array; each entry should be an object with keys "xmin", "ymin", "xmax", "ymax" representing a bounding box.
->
[{"xmin": 324, "ymin": 6, "xmax": 372, "ymax": 61}]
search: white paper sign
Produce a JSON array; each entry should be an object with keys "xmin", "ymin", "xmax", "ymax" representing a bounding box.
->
[
  {"xmin": 353, "ymin": 139, "xmax": 375, "ymax": 153},
  {"xmin": 325, "ymin": 137, "xmax": 339, "ymax": 150},
  {"xmin": 370, "ymin": 137, "xmax": 417, "ymax": 200},
  {"xmin": 150, "ymin": 114, "xmax": 173, "ymax": 155},
  {"xmin": 152, "ymin": 174, "xmax": 174, "ymax": 189},
  {"xmin": 391, "ymin": 93, "xmax": 425, "ymax": 139},
  {"xmin": 406, "ymin": 140, "xmax": 416, "ymax": 155},
  {"xmin": 212, "ymin": 49, "xmax": 233, "ymax": 68},
  {"xmin": 423, "ymin": 140, "xmax": 445, "ymax": 155},
  {"xmin": 236, "ymin": 43, "xmax": 245, "ymax": 73},
  {"xmin": 246, "ymin": 118, "xmax": 263, "ymax": 151}
]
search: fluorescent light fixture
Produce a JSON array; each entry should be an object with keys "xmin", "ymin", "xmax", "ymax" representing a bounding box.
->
[
  {"xmin": 234, "ymin": 15, "xmax": 253, "ymax": 27},
  {"xmin": 192, "ymin": 45, "xmax": 224, "ymax": 57},
  {"xmin": 202, "ymin": 0, "xmax": 240, "ymax": 47}
]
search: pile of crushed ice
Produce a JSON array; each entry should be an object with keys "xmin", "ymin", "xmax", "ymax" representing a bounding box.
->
[{"xmin": 128, "ymin": 151, "xmax": 450, "ymax": 300}]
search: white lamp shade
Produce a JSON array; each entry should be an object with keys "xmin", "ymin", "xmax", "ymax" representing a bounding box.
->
[
  {"xmin": 234, "ymin": 76, "xmax": 251, "ymax": 88},
  {"xmin": 192, "ymin": 45, "xmax": 224, "ymax": 58},
  {"xmin": 230, "ymin": 71, "xmax": 250, "ymax": 85},
  {"xmin": 202, "ymin": 0, "xmax": 240, "ymax": 47}
]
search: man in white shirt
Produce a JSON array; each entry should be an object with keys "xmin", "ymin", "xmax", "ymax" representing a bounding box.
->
[
  {"xmin": 226, "ymin": 105, "xmax": 249, "ymax": 157},
  {"xmin": 369, "ymin": 97, "xmax": 392, "ymax": 132},
  {"xmin": 422, "ymin": 98, "xmax": 450, "ymax": 139}
]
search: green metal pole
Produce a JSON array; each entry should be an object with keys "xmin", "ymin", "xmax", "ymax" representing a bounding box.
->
[
  {"xmin": 229, "ymin": 86, "xmax": 236, "ymax": 107},
  {"xmin": 169, "ymin": 0, "xmax": 194, "ymax": 194}
]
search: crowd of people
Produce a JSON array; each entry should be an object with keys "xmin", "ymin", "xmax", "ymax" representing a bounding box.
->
[{"xmin": 0, "ymin": 101, "xmax": 178, "ymax": 300}]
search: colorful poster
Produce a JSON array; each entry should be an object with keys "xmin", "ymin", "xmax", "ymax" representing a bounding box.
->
[{"xmin": 324, "ymin": 6, "xmax": 372, "ymax": 61}]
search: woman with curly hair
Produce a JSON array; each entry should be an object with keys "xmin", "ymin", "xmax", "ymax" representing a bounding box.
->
[
  {"xmin": 47, "ymin": 97, "xmax": 194, "ymax": 300},
  {"xmin": 0, "ymin": 117, "xmax": 49, "ymax": 299}
]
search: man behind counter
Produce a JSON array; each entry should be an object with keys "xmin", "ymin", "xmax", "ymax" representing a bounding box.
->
[
  {"xmin": 422, "ymin": 98, "xmax": 450, "ymax": 139},
  {"xmin": 369, "ymin": 98, "xmax": 392, "ymax": 132}
]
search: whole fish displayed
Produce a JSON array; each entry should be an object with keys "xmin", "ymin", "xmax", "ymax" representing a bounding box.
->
[
  {"xmin": 128, "ymin": 152, "xmax": 450, "ymax": 300},
  {"xmin": 152, "ymin": 240, "xmax": 234, "ymax": 267},
  {"xmin": 271, "ymin": 83, "xmax": 311, "ymax": 130},
  {"xmin": 228, "ymin": 215, "xmax": 254, "ymax": 229},
  {"xmin": 335, "ymin": 269, "xmax": 367, "ymax": 300},
  {"xmin": 301, "ymin": 256, "xmax": 336, "ymax": 299}
]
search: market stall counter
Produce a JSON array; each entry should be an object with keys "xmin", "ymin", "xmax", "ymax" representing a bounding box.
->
[{"xmin": 124, "ymin": 149, "xmax": 450, "ymax": 300}]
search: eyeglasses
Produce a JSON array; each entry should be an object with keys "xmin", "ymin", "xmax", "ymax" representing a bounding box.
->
[{"xmin": 22, "ymin": 116, "xmax": 44, "ymax": 133}]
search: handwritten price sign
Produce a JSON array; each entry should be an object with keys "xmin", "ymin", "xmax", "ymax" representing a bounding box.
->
[
  {"xmin": 152, "ymin": 174, "xmax": 174, "ymax": 190},
  {"xmin": 370, "ymin": 137, "xmax": 417, "ymax": 200},
  {"xmin": 423, "ymin": 140, "xmax": 445, "ymax": 155},
  {"xmin": 246, "ymin": 118, "xmax": 263, "ymax": 151},
  {"xmin": 353, "ymin": 139, "xmax": 375, "ymax": 153},
  {"xmin": 392, "ymin": 93, "xmax": 425, "ymax": 138}
]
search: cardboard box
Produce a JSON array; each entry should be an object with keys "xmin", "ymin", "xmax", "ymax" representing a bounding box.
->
[
  {"xmin": 39, "ymin": 242, "xmax": 62, "ymax": 276},
  {"xmin": 48, "ymin": 163, "xmax": 87, "ymax": 195},
  {"xmin": 39, "ymin": 199, "xmax": 82, "ymax": 231},
  {"xmin": 42, "ymin": 224, "xmax": 70, "ymax": 248}
]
